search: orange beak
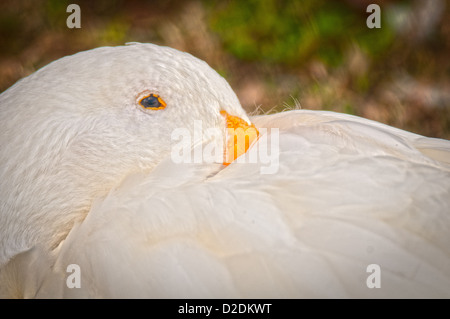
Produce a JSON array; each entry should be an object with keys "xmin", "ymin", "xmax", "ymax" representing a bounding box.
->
[{"xmin": 221, "ymin": 110, "xmax": 259, "ymax": 166}]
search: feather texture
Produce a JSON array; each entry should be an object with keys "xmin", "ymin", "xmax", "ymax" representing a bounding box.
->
[{"xmin": 0, "ymin": 43, "xmax": 449, "ymax": 298}]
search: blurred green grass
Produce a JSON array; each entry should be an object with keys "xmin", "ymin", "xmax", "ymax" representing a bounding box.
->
[
  {"xmin": 0, "ymin": 0, "xmax": 449, "ymax": 139},
  {"xmin": 208, "ymin": 0, "xmax": 395, "ymax": 66}
]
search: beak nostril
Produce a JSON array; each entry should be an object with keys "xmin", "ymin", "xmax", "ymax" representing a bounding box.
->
[{"xmin": 221, "ymin": 110, "xmax": 259, "ymax": 166}]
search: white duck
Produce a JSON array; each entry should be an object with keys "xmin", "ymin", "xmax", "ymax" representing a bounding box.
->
[{"xmin": 0, "ymin": 43, "xmax": 449, "ymax": 298}]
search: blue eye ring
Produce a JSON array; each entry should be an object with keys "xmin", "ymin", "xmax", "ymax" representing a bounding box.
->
[{"xmin": 139, "ymin": 94, "xmax": 167, "ymax": 110}]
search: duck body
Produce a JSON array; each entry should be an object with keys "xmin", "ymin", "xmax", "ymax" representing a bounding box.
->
[{"xmin": 0, "ymin": 43, "xmax": 449, "ymax": 298}]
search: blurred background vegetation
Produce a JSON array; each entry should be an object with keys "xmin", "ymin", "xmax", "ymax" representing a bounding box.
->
[{"xmin": 1, "ymin": 0, "xmax": 449, "ymax": 138}]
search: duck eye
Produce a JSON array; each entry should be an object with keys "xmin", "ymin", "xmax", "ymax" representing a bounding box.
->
[{"xmin": 139, "ymin": 94, "xmax": 167, "ymax": 110}]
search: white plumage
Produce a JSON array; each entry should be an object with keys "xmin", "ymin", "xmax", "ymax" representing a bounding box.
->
[{"xmin": 0, "ymin": 43, "xmax": 449, "ymax": 298}]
